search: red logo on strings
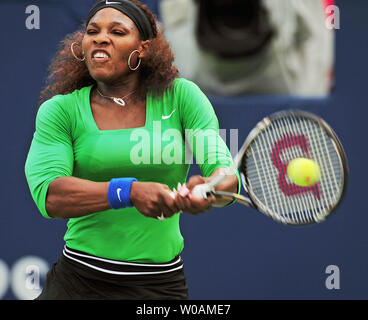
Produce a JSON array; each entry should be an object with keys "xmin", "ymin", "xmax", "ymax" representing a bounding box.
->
[{"xmin": 271, "ymin": 134, "xmax": 321, "ymax": 200}]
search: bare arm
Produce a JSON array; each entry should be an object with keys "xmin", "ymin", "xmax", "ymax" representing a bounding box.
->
[
  {"xmin": 46, "ymin": 177, "xmax": 180, "ymax": 220},
  {"xmin": 209, "ymin": 167, "xmax": 239, "ymax": 206},
  {"xmin": 45, "ymin": 177, "xmax": 110, "ymax": 219},
  {"xmin": 211, "ymin": 168, "xmax": 238, "ymax": 191}
]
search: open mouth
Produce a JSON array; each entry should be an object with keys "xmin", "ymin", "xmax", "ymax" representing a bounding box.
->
[{"xmin": 91, "ymin": 50, "xmax": 110, "ymax": 62}]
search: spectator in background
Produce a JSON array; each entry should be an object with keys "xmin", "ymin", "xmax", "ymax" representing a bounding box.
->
[{"xmin": 159, "ymin": 0, "xmax": 335, "ymax": 96}]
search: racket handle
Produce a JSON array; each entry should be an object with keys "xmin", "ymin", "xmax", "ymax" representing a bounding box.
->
[{"xmin": 192, "ymin": 184, "xmax": 212, "ymax": 199}]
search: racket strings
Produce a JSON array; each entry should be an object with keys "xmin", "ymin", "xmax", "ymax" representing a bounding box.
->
[
  {"xmin": 252, "ymin": 133, "xmax": 285, "ymax": 222},
  {"xmin": 284, "ymin": 118, "xmax": 324, "ymax": 223},
  {"xmin": 286, "ymin": 117, "xmax": 334, "ymax": 223},
  {"xmin": 300, "ymin": 118, "xmax": 342, "ymax": 203},
  {"xmin": 257, "ymin": 121, "xmax": 299, "ymax": 223},
  {"xmin": 275, "ymin": 118, "xmax": 314, "ymax": 224},
  {"xmin": 267, "ymin": 118, "xmax": 314, "ymax": 224},
  {"xmin": 244, "ymin": 115, "xmax": 344, "ymax": 225},
  {"xmin": 288, "ymin": 117, "xmax": 341, "ymax": 221}
]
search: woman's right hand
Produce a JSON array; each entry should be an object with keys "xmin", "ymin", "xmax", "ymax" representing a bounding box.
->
[{"xmin": 130, "ymin": 181, "xmax": 180, "ymax": 219}]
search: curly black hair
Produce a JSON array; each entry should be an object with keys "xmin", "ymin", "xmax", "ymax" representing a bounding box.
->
[{"xmin": 39, "ymin": 0, "xmax": 178, "ymax": 105}]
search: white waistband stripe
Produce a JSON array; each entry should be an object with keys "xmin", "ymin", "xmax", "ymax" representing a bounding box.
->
[
  {"xmin": 62, "ymin": 248, "xmax": 183, "ymax": 276},
  {"xmin": 63, "ymin": 246, "xmax": 182, "ymax": 267}
]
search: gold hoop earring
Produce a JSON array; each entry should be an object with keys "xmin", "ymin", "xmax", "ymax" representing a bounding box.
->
[
  {"xmin": 71, "ymin": 42, "xmax": 85, "ymax": 62},
  {"xmin": 128, "ymin": 50, "xmax": 141, "ymax": 71}
]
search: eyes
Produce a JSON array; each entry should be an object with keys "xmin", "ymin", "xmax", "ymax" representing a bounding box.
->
[{"xmin": 86, "ymin": 29, "xmax": 126, "ymax": 36}]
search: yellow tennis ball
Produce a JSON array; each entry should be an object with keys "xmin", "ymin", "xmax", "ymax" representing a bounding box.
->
[{"xmin": 287, "ymin": 158, "xmax": 321, "ymax": 187}]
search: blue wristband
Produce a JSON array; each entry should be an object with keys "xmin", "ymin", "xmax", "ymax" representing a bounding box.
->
[{"xmin": 107, "ymin": 178, "xmax": 137, "ymax": 209}]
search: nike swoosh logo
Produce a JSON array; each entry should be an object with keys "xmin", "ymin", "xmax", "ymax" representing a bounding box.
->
[
  {"xmin": 162, "ymin": 109, "xmax": 176, "ymax": 120},
  {"xmin": 117, "ymin": 188, "xmax": 122, "ymax": 202},
  {"xmin": 106, "ymin": 1, "xmax": 121, "ymax": 4}
]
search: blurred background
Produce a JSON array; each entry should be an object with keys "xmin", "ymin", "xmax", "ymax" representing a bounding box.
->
[{"xmin": 0, "ymin": 0, "xmax": 367, "ymax": 299}]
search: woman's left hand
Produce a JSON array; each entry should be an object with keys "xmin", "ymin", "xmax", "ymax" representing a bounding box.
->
[
  {"xmin": 173, "ymin": 175, "xmax": 217, "ymax": 215},
  {"xmin": 174, "ymin": 167, "xmax": 239, "ymax": 214}
]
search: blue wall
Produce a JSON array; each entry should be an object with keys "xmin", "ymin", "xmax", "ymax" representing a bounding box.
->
[{"xmin": 0, "ymin": 0, "xmax": 366, "ymax": 299}]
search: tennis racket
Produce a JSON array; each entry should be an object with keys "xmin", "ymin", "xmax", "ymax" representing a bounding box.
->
[{"xmin": 192, "ymin": 110, "xmax": 349, "ymax": 226}]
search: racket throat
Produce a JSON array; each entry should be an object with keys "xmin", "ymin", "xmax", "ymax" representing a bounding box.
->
[{"xmin": 210, "ymin": 191, "xmax": 254, "ymax": 208}]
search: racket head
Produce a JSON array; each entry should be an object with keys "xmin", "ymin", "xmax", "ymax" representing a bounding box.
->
[{"xmin": 239, "ymin": 110, "xmax": 349, "ymax": 226}]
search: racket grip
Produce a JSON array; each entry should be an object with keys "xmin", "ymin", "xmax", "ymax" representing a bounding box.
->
[{"xmin": 192, "ymin": 184, "xmax": 213, "ymax": 199}]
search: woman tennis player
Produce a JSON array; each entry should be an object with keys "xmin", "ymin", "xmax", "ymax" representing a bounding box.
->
[{"xmin": 25, "ymin": 0, "xmax": 239, "ymax": 300}]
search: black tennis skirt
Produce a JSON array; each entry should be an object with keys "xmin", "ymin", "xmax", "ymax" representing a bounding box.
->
[{"xmin": 36, "ymin": 246, "xmax": 188, "ymax": 300}]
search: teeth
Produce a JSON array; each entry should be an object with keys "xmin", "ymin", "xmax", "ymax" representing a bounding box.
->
[{"xmin": 93, "ymin": 52, "xmax": 108, "ymax": 58}]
